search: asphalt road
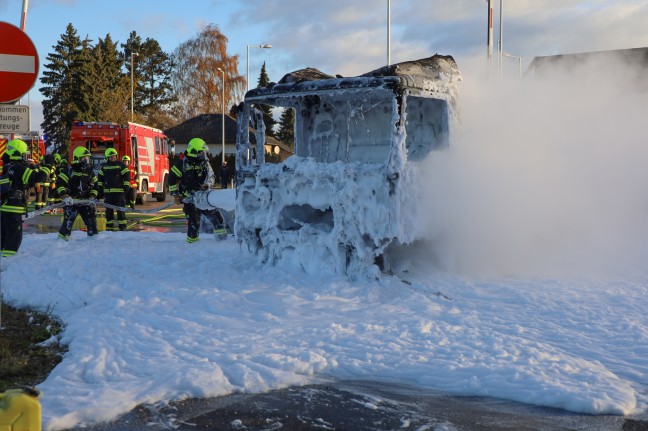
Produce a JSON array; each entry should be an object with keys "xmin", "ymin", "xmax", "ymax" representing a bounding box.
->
[
  {"xmin": 23, "ymin": 195, "xmax": 187, "ymax": 235},
  {"xmin": 66, "ymin": 380, "xmax": 647, "ymax": 431}
]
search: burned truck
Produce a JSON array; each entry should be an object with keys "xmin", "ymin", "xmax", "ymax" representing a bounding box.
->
[{"xmin": 235, "ymin": 55, "xmax": 461, "ymax": 276}]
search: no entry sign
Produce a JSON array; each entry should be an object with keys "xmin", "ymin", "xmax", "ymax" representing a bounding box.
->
[{"xmin": 0, "ymin": 21, "xmax": 39, "ymax": 103}]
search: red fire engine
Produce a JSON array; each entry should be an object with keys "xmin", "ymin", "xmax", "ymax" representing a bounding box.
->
[
  {"xmin": 0, "ymin": 132, "xmax": 45, "ymax": 173},
  {"xmin": 69, "ymin": 121, "xmax": 170, "ymax": 203}
]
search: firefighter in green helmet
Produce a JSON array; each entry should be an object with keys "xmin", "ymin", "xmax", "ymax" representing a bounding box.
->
[
  {"xmin": 98, "ymin": 148, "xmax": 129, "ymax": 231},
  {"xmin": 0, "ymin": 139, "xmax": 47, "ymax": 256},
  {"xmin": 57, "ymin": 146, "xmax": 100, "ymax": 240},
  {"xmin": 169, "ymin": 138, "xmax": 227, "ymax": 242}
]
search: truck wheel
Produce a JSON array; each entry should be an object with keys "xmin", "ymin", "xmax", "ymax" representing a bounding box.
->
[
  {"xmin": 156, "ymin": 175, "xmax": 169, "ymax": 202},
  {"xmin": 137, "ymin": 180, "xmax": 149, "ymax": 204}
]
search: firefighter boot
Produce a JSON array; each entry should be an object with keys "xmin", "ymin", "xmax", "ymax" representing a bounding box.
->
[{"xmin": 214, "ymin": 226, "xmax": 227, "ymax": 241}]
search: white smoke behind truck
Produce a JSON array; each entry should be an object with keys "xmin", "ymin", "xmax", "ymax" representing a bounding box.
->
[{"xmin": 420, "ymin": 51, "xmax": 648, "ymax": 277}]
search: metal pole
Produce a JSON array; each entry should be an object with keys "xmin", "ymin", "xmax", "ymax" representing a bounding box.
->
[
  {"xmin": 246, "ymin": 45, "xmax": 272, "ymax": 92},
  {"xmin": 20, "ymin": 0, "xmax": 29, "ymax": 31},
  {"xmin": 218, "ymin": 68, "xmax": 225, "ymax": 163},
  {"xmin": 387, "ymin": 0, "xmax": 391, "ymax": 66},
  {"xmin": 499, "ymin": 0, "xmax": 504, "ymax": 81},
  {"xmin": 487, "ymin": 0, "xmax": 493, "ymax": 74},
  {"xmin": 130, "ymin": 52, "xmax": 134, "ymax": 122}
]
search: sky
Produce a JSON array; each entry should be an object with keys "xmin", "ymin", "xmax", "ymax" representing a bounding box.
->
[
  {"xmin": 1, "ymin": 188, "xmax": 647, "ymax": 430},
  {"xmin": 2, "ymin": 0, "xmax": 648, "ymax": 130}
]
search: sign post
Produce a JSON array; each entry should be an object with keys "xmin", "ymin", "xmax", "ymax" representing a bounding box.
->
[{"xmin": 0, "ymin": 21, "xmax": 39, "ymax": 104}]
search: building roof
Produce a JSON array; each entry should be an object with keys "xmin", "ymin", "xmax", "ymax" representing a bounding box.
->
[
  {"xmin": 165, "ymin": 114, "xmax": 237, "ymax": 148},
  {"xmin": 526, "ymin": 47, "xmax": 648, "ymax": 78}
]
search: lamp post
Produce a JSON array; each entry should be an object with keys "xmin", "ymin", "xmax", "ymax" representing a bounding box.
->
[
  {"xmin": 246, "ymin": 44, "xmax": 272, "ymax": 91},
  {"xmin": 217, "ymin": 67, "xmax": 226, "ymax": 163},
  {"xmin": 387, "ymin": 0, "xmax": 391, "ymax": 66},
  {"xmin": 130, "ymin": 51, "xmax": 138, "ymax": 122}
]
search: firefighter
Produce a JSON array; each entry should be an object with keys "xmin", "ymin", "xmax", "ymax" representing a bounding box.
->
[
  {"xmin": 34, "ymin": 154, "xmax": 55, "ymax": 209},
  {"xmin": 98, "ymin": 148, "xmax": 130, "ymax": 231},
  {"xmin": 122, "ymin": 155, "xmax": 138, "ymax": 210},
  {"xmin": 0, "ymin": 139, "xmax": 46, "ymax": 257},
  {"xmin": 169, "ymin": 137, "xmax": 227, "ymax": 243},
  {"xmin": 57, "ymin": 146, "xmax": 99, "ymax": 240}
]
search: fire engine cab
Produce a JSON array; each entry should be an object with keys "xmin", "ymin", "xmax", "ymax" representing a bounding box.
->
[{"xmin": 69, "ymin": 121, "xmax": 171, "ymax": 203}]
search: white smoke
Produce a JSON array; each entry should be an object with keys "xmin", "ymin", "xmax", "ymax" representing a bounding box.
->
[{"xmin": 421, "ymin": 52, "xmax": 648, "ymax": 277}]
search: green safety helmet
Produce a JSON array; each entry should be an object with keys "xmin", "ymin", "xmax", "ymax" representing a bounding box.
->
[
  {"xmin": 72, "ymin": 146, "xmax": 91, "ymax": 162},
  {"xmin": 186, "ymin": 138, "xmax": 208, "ymax": 158},
  {"xmin": 6, "ymin": 139, "xmax": 28, "ymax": 160},
  {"xmin": 122, "ymin": 155, "xmax": 131, "ymax": 162},
  {"xmin": 105, "ymin": 148, "xmax": 118, "ymax": 158},
  {"xmin": 54, "ymin": 153, "xmax": 62, "ymax": 163}
]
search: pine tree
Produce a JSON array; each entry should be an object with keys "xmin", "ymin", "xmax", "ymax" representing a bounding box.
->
[
  {"xmin": 122, "ymin": 31, "xmax": 143, "ymax": 123},
  {"xmin": 256, "ymin": 62, "xmax": 276, "ymax": 137},
  {"xmin": 276, "ymin": 108, "xmax": 295, "ymax": 149},
  {"xmin": 123, "ymin": 35, "xmax": 176, "ymax": 127},
  {"xmin": 90, "ymin": 34, "xmax": 129, "ymax": 123},
  {"xmin": 40, "ymin": 23, "xmax": 94, "ymax": 155}
]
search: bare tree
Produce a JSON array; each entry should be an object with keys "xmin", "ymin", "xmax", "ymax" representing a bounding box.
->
[{"xmin": 172, "ymin": 24, "xmax": 245, "ymax": 120}]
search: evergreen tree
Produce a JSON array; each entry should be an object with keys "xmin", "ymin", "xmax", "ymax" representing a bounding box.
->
[
  {"xmin": 122, "ymin": 33, "xmax": 176, "ymax": 127},
  {"xmin": 276, "ymin": 107, "xmax": 295, "ymax": 149},
  {"xmin": 40, "ymin": 23, "xmax": 94, "ymax": 155},
  {"xmin": 256, "ymin": 62, "xmax": 276, "ymax": 137},
  {"xmin": 90, "ymin": 34, "xmax": 130, "ymax": 123}
]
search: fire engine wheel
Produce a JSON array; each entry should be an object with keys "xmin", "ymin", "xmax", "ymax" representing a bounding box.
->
[
  {"xmin": 156, "ymin": 175, "xmax": 169, "ymax": 202},
  {"xmin": 137, "ymin": 180, "xmax": 149, "ymax": 205}
]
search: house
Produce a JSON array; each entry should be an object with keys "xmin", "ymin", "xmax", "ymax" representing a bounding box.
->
[
  {"xmin": 165, "ymin": 114, "xmax": 237, "ymax": 158},
  {"xmin": 165, "ymin": 113, "xmax": 293, "ymax": 161}
]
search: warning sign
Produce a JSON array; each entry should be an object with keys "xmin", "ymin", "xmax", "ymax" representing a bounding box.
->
[{"xmin": 0, "ymin": 104, "xmax": 29, "ymax": 133}]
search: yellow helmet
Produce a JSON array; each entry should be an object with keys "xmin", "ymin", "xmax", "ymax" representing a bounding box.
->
[
  {"xmin": 122, "ymin": 155, "xmax": 131, "ymax": 162},
  {"xmin": 72, "ymin": 146, "xmax": 91, "ymax": 162},
  {"xmin": 6, "ymin": 139, "xmax": 28, "ymax": 160},
  {"xmin": 105, "ymin": 148, "xmax": 118, "ymax": 158},
  {"xmin": 186, "ymin": 138, "xmax": 208, "ymax": 158}
]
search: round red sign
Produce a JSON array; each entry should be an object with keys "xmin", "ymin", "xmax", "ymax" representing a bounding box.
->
[{"xmin": 0, "ymin": 21, "xmax": 39, "ymax": 103}]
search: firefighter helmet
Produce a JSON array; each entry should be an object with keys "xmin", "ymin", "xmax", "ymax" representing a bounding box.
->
[
  {"xmin": 186, "ymin": 138, "xmax": 208, "ymax": 158},
  {"xmin": 73, "ymin": 146, "xmax": 91, "ymax": 162},
  {"xmin": 6, "ymin": 139, "xmax": 28, "ymax": 160},
  {"xmin": 105, "ymin": 148, "xmax": 118, "ymax": 158},
  {"xmin": 122, "ymin": 155, "xmax": 131, "ymax": 162},
  {"xmin": 54, "ymin": 153, "xmax": 62, "ymax": 164}
]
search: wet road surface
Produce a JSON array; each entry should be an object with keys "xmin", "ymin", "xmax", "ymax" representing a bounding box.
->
[{"xmin": 65, "ymin": 380, "xmax": 647, "ymax": 431}]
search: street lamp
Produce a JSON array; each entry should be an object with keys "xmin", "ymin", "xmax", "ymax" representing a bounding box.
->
[
  {"xmin": 387, "ymin": 0, "xmax": 391, "ymax": 66},
  {"xmin": 217, "ymin": 67, "xmax": 226, "ymax": 163},
  {"xmin": 246, "ymin": 44, "xmax": 272, "ymax": 91},
  {"xmin": 130, "ymin": 51, "xmax": 138, "ymax": 122}
]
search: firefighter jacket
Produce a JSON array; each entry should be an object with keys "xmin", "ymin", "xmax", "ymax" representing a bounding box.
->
[
  {"xmin": 38, "ymin": 160, "xmax": 55, "ymax": 188},
  {"xmin": 98, "ymin": 160, "xmax": 130, "ymax": 195},
  {"xmin": 127, "ymin": 164, "xmax": 139, "ymax": 189},
  {"xmin": 169, "ymin": 156, "xmax": 215, "ymax": 197},
  {"xmin": 57, "ymin": 161, "xmax": 99, "ymax": 200},
  {"xmin": 0, "ymin": 159, "xmax": 46, "ymax": 215}
]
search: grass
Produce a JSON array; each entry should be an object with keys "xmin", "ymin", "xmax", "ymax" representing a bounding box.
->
[{"xmin": 0, "ymin": 301, "xmax": 67, "ymax": 392}]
